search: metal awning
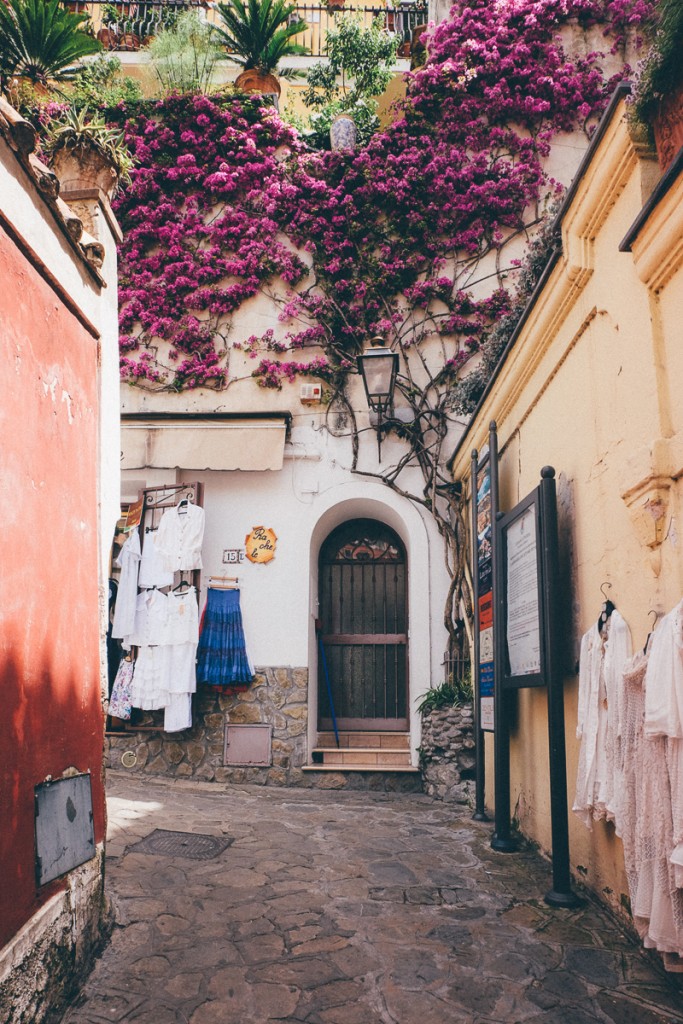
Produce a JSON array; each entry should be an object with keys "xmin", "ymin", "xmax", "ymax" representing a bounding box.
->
[{"xmin": 121, "ymin": 414, "xmax": 289, "ymax": 472}]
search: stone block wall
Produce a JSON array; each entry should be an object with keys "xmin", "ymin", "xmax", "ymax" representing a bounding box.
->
[
  {"xmin": 106, "ymin": 667, "xmax": 309, "ymax": 786},
  {"xmin": 419, "ymin": 704, "xmax": 475, "ymax": 805},
  {"xmin": 0, "ymin": 849, "xmax": 111, "ymax": 1024}
]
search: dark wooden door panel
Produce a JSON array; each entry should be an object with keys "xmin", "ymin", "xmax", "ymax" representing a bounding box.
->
[{"xmin": 318, "ymin": 520, "xmax": 408, "ymax": 731}]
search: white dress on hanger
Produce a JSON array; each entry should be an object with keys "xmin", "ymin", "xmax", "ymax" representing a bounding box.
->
[
  {"xmin": 155, "ymin": 503, "xmax": 205, "ymax": 573},
  {"xmin": 573, "ymin": 610, "xmax": 631, "ymax": 829},
  {"xmin": 111, "ymin": 529, "xmax": 141, "ymax": 640},
  {"xmin": 138, "ymin": 530, "xmax": 174, "ymax": 590}
]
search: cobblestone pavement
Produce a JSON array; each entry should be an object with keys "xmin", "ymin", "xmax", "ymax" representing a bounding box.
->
[{"xmin": 61, "ymin": 773, "xmax": 683, "ymax": 1024}]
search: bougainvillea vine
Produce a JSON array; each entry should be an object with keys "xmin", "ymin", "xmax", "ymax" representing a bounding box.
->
[{"xmin": 109, "ymin": 0, "xmax": 655, "ymax": 655}]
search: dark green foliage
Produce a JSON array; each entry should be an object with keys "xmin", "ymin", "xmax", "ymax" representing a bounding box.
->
[
  {"xmin": 69, "ymin": 53, "xmax": 141, "ymax": 108},
  {"xmin": 632, "ymin": 0, "xmax": 683, "ymax": 123},
  {"xmin": 0, "ymin": 0, "xmax": 101, "ymax": 88},
  {"xmin": 416, "ymin": 676, "xmax": 473, "ymax": 715},
  {"xmin": 213, "ymin": 0, "xmax": 308, "ymax": 76}
]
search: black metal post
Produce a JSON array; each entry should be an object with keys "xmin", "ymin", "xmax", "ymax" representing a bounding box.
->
[
  {"xmin": 471, "ymin": 448, "xmax": 488, "ymax": 822},
  {"xmin": 490, "ymin": 422, "xmax": 517, "ymax": 852},
  {"xmin": 539, "ymin": 466, "xmax": 579, "ymax": 906}
]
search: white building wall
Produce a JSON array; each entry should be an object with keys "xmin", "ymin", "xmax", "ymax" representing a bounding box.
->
[{"xmin": 122, "ymin": 413, "xmax": 450, "ymax": 763}]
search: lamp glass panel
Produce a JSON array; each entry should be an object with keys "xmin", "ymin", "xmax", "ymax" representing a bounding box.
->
[{"xmin": 362, "ymin": 353, "xmax": 395, "ymax": 400}]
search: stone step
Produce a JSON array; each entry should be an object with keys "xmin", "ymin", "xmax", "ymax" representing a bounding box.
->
[
  {"xmin": 301, "ymin": 763, "xmax": 420, "ymax": 773},
  {"xmin": 311, "ymin": 747, "xmax": 413, "ymax": 768},
  {"xmin": 316, "ymin": 731, "xmax": 411, "ymax": 750}
]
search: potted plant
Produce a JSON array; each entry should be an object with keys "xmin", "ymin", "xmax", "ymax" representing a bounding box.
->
[
  {"xmin": 631, "ymin": 0, "xmax": 683, "ymax": 171},
  {"xmin": 44, "ymin": 106, "xmax": 133, "ymax": 199},
  {"xmin": 213, "ymin": 0, "xmax": 309, "ymax": 99},
  {"xmin": 0, "ymin": 0, "xmax": 101, "ymax": 95}
]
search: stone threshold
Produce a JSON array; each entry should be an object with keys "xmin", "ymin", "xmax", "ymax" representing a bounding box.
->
[{"xmin": 301, "ymin": 764, "xmax": 420, "ymax": 773}]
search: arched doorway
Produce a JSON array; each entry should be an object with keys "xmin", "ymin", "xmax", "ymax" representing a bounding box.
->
[{"xmin": 318, "ymin": 519, "xmax": 408, "ymax": 731}]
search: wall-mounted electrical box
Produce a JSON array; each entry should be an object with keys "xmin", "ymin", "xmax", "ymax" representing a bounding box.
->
[
  {"xmin": 299, "ymin": 383, "xmax": 322, "ymax": 404},
  {"xmin": 35, "ymin": 773, "xmax": 95, "ymax": 886}
]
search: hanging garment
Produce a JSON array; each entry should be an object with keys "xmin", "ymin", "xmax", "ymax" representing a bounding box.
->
[
  {"xmin": 643, "ymin": 598, "xmax": 683, "ymax": 954},
  {"xmin": 164, "ymin": 692, "xmax": 193, "ymax": 733},
  {"xmin": 644, "ymin": 599, "xmax": 683, "ymax": 740},
  {"xmin": 138, "ymin": 530, "xmax": 174, "ymax": 590},
  {"xmin": 109, "ymin": 658, "xmax": 134, "ymax": 720},
  {"xmin": 111, "ymin": 529, "xmax": 141, "ymax": 640},
  {"xmin": 155, "ymin": 502, "xmax": 205, "ymax": 573},
  {"xmin": 632, "ymin": 721, "xmax": 683, "ymax": 958},
  {"xmin": 616, "ymin": 647, "xmax": 648, "ymax": 904},
  {"xmin": 197, "ymin": 588, "xmax": 254, "ymax": 688},
  {"xmin": 644, "ymin": 600, "xmax": 683, "ymax": 901},
  {"xmin": 166, "ymin": 587, "xmax": 200, "ymax": 645},
  {"xmin": 124, "ymin": 588, "xmax": 170, "ymax": 649},
  {"xmin": 573, "ymin": 610, "xmax": 631, "ymax": 829},
  {"xmin": 129, "ymin": 645, "xmax": 169, "ymax": 710}
]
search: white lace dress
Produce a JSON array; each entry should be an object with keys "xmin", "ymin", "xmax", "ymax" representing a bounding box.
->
[
  {"xmin": 636, "ymin": 601, "xmax": 683, "ymax": 964},
  {"xmin": 573, "ymin": 611, "xmax": 631, "ymax": 828},
  {"xmin": 111, "ymin": 529, "xmax": 141, "ymax": 640}
]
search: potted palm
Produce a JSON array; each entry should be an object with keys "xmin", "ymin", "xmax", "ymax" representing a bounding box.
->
[
  {"xmin": 213, "ymin": 0, "xmax": 309, "ymax": 100},
  {"xmin": 631, "ymin": 0, "xmax": 683, "ymax": 171},
  {"xmin": 0, "ymin": 0, "xmax": 101, "ymax": 97},
  {"xmin": 44, "ymin": 107, "xmax": 133, "ymax": 199}
]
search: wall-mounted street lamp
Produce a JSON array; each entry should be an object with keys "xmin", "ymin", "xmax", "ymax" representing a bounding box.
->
[{"xmin": 357, "ymin": 337, "xmax": 399, "ymax": 460}]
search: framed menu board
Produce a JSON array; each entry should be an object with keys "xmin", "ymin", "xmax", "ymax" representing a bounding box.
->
[{"xmin": 496, "ymin": 488, "xmax": 547, "ymax": 690}]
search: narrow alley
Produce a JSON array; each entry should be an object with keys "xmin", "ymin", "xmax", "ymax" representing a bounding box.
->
[{"xmin": 60, "ymin": 774, "xmax": 683, "ymax": 1024}]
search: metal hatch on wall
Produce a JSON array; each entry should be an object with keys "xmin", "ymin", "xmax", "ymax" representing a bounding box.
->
[
  {"xmin": 318, "ymin": 518, "xmax": 408, "ymax": 731},
  {"xmin": 121, "ymin": 413, "xmax": 290, "ymax": 472}
]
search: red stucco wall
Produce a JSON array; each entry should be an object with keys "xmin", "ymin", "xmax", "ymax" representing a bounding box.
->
[{"xmin": 0, "ymin": 228, "xmax": 106, "ymax": 948}]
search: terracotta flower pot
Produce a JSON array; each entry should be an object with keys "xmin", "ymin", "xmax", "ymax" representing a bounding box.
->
[
  {"xmin": 653, "ymin": 79, "xmax": 683, "ymax": 173},
  {"xmin": 410, "ymin": 23, "xmax": 428, "ymax": 70},
  {"xmin": 234, "ymin": 69, "xmax": 281, "ymax": 98},
  {"xmin": 50, "ymin": 146, "xmax": 120, "ymax": 200}
]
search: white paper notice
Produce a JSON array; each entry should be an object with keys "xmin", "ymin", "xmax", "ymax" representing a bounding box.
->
[{"xmin": 506, "ymin": 506, "xmax": 541, "ymax": 676}]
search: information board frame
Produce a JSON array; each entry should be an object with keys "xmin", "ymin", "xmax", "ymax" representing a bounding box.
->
[{"xmin": 495, "ymin": 487, "xmax": 547, "ymax": 690}]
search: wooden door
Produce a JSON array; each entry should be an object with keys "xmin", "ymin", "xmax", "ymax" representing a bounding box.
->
[{"xmin": 318, "ymin": 519, "xmax": 408, "ymax": 730}]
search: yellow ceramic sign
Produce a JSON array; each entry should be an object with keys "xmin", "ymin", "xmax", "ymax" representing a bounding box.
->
[{"xmin": 245, "ymin": 525, "xmax": 277, "ymax": 564}]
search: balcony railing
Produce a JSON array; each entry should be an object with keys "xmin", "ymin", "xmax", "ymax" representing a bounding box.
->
[{"xmin": 64, "ymin": 1, "xmax": 426, "ymax": 57}]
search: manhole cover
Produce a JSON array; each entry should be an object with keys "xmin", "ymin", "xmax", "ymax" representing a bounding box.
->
[{"xmin": 128, "ymin": 829, "xmax": 232, "ymax": 860}]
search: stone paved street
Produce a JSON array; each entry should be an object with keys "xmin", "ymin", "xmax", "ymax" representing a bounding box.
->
[{"xmin": 61, "ymin": 773, "xmax": 683, "ymax": 1024}]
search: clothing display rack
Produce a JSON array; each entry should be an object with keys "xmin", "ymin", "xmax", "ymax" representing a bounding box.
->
[
  {"xmin": 107, "ymin": 481, "xmax": 204, "ymax": 734},
  {"xmin": 208, "ymin": 576, "xmax": 239, "ymax": 589}
]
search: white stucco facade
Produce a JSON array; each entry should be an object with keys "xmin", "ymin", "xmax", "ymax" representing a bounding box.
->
[{"xmin": 121, "ymin": 407, "xmax": 451, "ymax": 764}]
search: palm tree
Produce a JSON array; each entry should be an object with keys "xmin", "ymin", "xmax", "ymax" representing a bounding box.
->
[
  {"xmin": 214, "ymin": 0, "xmax": 308, "ymax": 82},
  {"xmin": 0, "ymin": 0, "xmax": 101, "ymax": 91}
]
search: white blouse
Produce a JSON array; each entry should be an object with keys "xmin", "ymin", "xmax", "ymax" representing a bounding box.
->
[
  {"xmin": 111, "ymin": 529, "xmax": 141, "ymax": 640},
  {"xmin": 155, "ymin": 503, "xmax": 205, "ymax": 573},
  {"xmin": 138, "ymin": 530, "xmax": 174, "ymax": 590}
]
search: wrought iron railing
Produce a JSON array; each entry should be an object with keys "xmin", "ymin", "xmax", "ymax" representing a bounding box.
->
[{"xmin": 64, "ymin": 1, "xmax": 426, "ymax": 56}]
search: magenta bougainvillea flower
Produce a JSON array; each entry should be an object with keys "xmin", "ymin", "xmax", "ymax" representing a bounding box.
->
[{"xmin": 111, "ymin": 0, "xmax": 654, "ymax": 391}]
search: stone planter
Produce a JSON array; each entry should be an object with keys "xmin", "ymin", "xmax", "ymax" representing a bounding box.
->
[
  {"xmin": 653, "ymin": 79, "xmax": 683, "ymax": 172},
  {"xmin": 50, "ymin": 145, "xmax": 120, "ymax": 200},
  {"xmin": 329, "ymin": 113, "xmax": 357, "ymax": 151},
  {"xmin": 419, "ymin": 703, "xmax": 475, "ymax": 804}
]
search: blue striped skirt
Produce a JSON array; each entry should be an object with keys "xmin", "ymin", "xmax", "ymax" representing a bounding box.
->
[{"xmin": 197, "ymin": 588, "xmax": 254, "ymax": 687}]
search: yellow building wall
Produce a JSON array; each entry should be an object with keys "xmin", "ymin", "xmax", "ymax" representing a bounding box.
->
[{"xmin": 451, "ymin": 99, "xmax": 683, "ymax": 921}]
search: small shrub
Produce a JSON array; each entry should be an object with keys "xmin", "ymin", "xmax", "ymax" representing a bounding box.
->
[
  {"xmin": 146, "ymin": 12, "xmax": 223, "ymax": 96},
  {"xmin": 416, "ymin": 675, "xmax": 472, "ymax": 715}
]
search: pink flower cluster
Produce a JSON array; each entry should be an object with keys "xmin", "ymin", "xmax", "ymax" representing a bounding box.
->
[{"xmin": 111, "ymin": 1, "xmax": 652, "ymax": 392}]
